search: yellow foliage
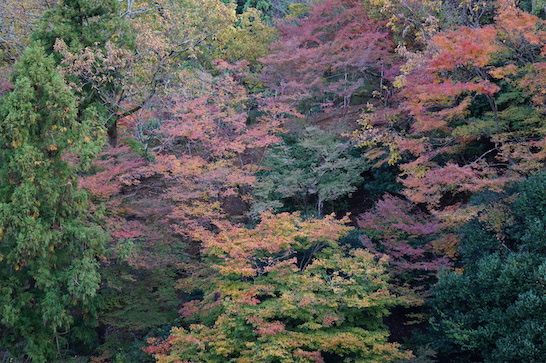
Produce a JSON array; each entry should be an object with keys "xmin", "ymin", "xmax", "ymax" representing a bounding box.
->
[
  {"xmin": 286, "ymin": 3, "xmax": 311, "ymax": 18},
  {"xmin": 216, "ymin": 8, "xmax": 278, "ymax": 64}
]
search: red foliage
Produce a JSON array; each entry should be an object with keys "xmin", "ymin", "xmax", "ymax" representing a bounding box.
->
[
  {"xmin": 401, "ymin": 25, "xmax": 500, "ymax": 133},
  {"xmin": 358, "ymin": 3, "xmax": 546, "ymax": 216},
  {"xmin": 358, "ymin": 195, "xmax": 454, "ymax": 300},
  {"xmin": 134, "ymin": 61, "xmax": 283, "ymax": 239},
  {"xmin": 79, "ymin": 146, "xmax": 147, "ymax": 200},
  {"xmin": 80, "ymin": 143, "xmax": 183, "ymax": 268},
  {"xmin": 260, "ymin": 0, "xmax": 395, "ymax": 108}
]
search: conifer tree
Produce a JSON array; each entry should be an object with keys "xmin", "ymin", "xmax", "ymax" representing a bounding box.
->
[
  {"xmin": 33, "ymin": 0, "xmax": 129, "ymax": 53},
  {"xmin": 0, "ymin": 44, "xmax": 106, "ymax": 361},
  {"xmin": 33, "ymin": 0, "xmax": 134, "ymax": 146},
  {"xmin": 429, "ymin": 172, "xmax": 546, "ymax": 362}
]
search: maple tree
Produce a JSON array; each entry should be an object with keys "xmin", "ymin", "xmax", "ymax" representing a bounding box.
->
[
  {"xmin": 119, "ymin": 60, "xmax": 282, "ymax": 240},
  {"xmin": 75, "ymin": 61, "xmax": 284, "ymax": 355},
  {"xmin": 77, "ymin": 141, "xmax": 191, "ymax": 360},
  {"xmin": 145, "ymin": 212, "xmax": 412, "ymax": 362},
  {"xmin": 356, "ymin": 0, "xmax": 546, "ymax": 220},
  {"xmin": 0, "ymin": 44, "xmax": 106, "ymax": 361},
  {"xmin": 37, "ymin": 0, "xmax": 278, "ymax": 147},
  {"xmin": 260, "ymin": 0, "xmax": 396, "ymax": 111},
  {"xmin": 358, "ymin": 195, "xmax": 454, "ymax": 303}
]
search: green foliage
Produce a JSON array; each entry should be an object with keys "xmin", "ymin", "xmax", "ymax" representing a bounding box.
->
[
  {"xmin": 0, "ymin": 44, "xmax": 106, "ymax": 361},
  {"xmin": 431, "ymin": 253, "xmax": 546, "ymax": 362},
  {"xmin": 100, "ymin": 263, "xmax": 180, "ymax": 332},
  {"xmin": 429, "ymin": 171, "xmax": 546, "ymax": 362},
  {"xmin": 97, "ymin": 263, "xmax": 179, "ymax": 362},
  {"xmin": 216, "ymin": 7, "xmax": 278, "ymax": 65},
  {"xmin": 234, "ymin": 0, "xmax": 304, "ymax": 18},
  {"xmin": 33, "ymin": 0, "xmax": 132, "ymax": 53},
  {"xmin": 252, "ymin": 127, "xmax": 368, "ymax": 217},
  {"xmin": 33, "ymin": 0, "xmax": 134, "ymax": 146},
  {"xmin": 362, "ymin": 163, "xmax": 402, "ymax": 200}
]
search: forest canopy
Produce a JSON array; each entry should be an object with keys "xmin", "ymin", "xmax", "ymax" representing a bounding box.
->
[{"xmin": 1, "ymin": 0, "xmax": 546, "ymax": 362}]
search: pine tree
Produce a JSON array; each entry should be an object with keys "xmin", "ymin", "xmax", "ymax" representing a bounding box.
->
[{"xmin": 0, "ymin": 44, "xmax": 106, "ymax": 361}]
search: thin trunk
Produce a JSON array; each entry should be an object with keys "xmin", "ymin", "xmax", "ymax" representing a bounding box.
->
[{"xmin": 107, "ymin": 120, "xmax": 118, "ymax": 147}]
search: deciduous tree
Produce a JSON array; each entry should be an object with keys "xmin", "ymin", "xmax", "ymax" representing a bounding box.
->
[
  {"xmin": 252, "ymin": 127, "xmax": 368, "ymax": 217},
  {"xmin": 357, "ymin": 1, "xmax": 546, "ymax": 219},
  {"xmin": 145, "ymin": 213, "xmax": 412, "ymax": 362},
  {"xmin": 260, "ymin": 0, "xmax": 395, "ymax": 111},
  {"xmin": 358, "ymin": 194, "xmax": 454, "ymax": 303}
]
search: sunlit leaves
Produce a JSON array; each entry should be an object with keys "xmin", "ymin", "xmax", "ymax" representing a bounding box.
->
[{"xmin": 145, "ymin": 213, "xmax": 412, "ymax": 362}]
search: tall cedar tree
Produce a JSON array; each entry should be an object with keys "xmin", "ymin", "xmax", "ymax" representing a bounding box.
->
[
  {"xmin": 0, "ymin": 45, "xmax": 106, "ymax": 361},
  {"xmin": 34, "ymin": 0, "xmax": 133, "ymax": 146}
]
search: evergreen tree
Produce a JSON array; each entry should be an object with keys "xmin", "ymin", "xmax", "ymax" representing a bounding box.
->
[
  {"xmin": 0, "ymin": 44, "xmax": 106, "ymax": 361},
  {"xmin": 33, "ymin": 0, "xmax": 130, "ymax": 53},
  {"xmin": 33, "ymin": 0, "xmax": 134, "ymax": 146},
  {"xmin": 429, "ymin": 172, "xmax": 546, "ymax": 362}
]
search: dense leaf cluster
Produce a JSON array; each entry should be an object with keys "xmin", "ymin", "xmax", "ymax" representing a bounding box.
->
[{"xmin": 1, "ymin": 0, "xmax": 546, "ymax": 361}]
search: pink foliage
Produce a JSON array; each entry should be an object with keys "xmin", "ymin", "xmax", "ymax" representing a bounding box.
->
[
  {"xmin": 260, "ymin": 0, "xmax": 395, "ymax": 107},
  {"xmin": 358, "ymin": 195, "xmax": 452, "ymax": 297},
  {"xmin": 138, "ymin": 61, "xmax": 282, "ymax": 239},
  {"xmin": 79, "ymin": 145, "xmax": 147, "ymax": 200}
]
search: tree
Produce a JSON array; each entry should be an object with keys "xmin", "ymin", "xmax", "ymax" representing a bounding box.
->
[
  {"xmin": 120, "ymin": 60, "xmax": 282, "ymax": 239},
  {"xmin": 145, "ymin": 212, "xmax": 412, "ymax": 362},
  {"xmin": 34, "ymin": 0, "xmax": 136, "ymax": 146},
  {"xmin": 358, "ymin": 194, "xmax": 454, "ymax": 303},
  {"xmin": 234, "ymin": 0, "xmax": 313, "ymax": 18},
  {"xmin": 356, "ymin": 0, "xmax": 546, "ymax": 219},
  {"xmin": 34, "ymin": 0, "xmax": 130, "ymax": 54},
  {"xmin": 0, "ymin": 0, "xmax": 51, "ymax": 64},
  {"xmin": 252, "ymin": 127, "xmax": 368, "ymax": 217},
  {"xmin": 215, "ymin": 7, "xmax": 278, "ymax": 66},
  {"xmin": 260, "ymin": 0, "xmax": 395, "ymax": 111},
  {"xmin": 429, "ymin": 171, "xmax": 546, "ymax": 362},
  {"xmin": 0, "ymin": 44, "xmax": 106, "ymax": 361}
]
